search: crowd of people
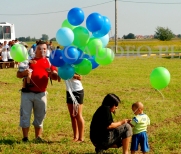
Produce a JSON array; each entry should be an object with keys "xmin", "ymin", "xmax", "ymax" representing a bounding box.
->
[
  {"xmin": 0, "ymin": 40, "xmax": 17, "ymax": 68},
  {"xmin": 7, "ymin": 40, "xmax": 150, "ymax": 154},
  {"xmin": 0, "ymin": 39, "xmax": 54, "ymax": 69}
]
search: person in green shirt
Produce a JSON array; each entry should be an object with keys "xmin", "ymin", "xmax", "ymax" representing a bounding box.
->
[{"xmin": 128, "ymin": 102, "xmax": 150, "ymax": 154}]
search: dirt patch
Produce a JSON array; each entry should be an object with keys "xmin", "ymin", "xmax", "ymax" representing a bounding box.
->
[
  {"xmin": 0, "ymin": 81, "xmax": 8, "ymax": 85},
  {"xmin": 148, "ymin": 114, "xmax": 181, "ymax": 133}
]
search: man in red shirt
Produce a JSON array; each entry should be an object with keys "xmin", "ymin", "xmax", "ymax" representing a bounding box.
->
[{"xmin": 17, "ymin": 41, "xmax": 59, "ymax": 142}]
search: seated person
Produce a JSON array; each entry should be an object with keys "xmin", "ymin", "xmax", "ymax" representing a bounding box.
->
[{"xmin": 90, "ymin": 93, "xmax": 132, "ymax": 154}]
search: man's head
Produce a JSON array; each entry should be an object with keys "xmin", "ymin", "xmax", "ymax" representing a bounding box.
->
[
  {"xmin": 132, "ymin": 102, "xmax": 144, "ymax": 115},
  {"xmin": 3, "ymin": 41, "xmax": 7, "ymax": 45},
  {"xmin": 35, "ymin": 41, "xmax": 47, "ymax": 58}
]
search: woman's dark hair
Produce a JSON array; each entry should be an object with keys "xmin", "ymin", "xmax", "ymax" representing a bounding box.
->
[{"xmin": 102, "ymin": 93, "xmax": 121, "ymax": 108}]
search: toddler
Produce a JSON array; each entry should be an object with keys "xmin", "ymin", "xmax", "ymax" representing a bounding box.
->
[{"xmin": 129, "ymin": 102, "xmax": 150, "ymax": 154}]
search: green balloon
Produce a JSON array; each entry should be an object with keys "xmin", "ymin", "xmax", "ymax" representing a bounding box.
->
[
  {"xmin": 95, "ymin": 48, "xmax": 115, "ymax": 65},
  {"xmin": 74, "ymin": 58, "xmax": 92, "ymax": 75},
  {"xmin": 150, "ymin": 67, "xmax": 171, "ymax": 90},
  {"xmin": 86, "ymin": 38, "xmax": 102, "ymax": 56},
  {"xmin": 61, "ymin": 19, "xmax": 76, "ymax": 30},
  {"xmin": 73, "ymin": 26, "xmax": 90, "ymax": 48},
  {"xmin": 10, "ymin": 44, "xmax": 28, "ymax": 62}
]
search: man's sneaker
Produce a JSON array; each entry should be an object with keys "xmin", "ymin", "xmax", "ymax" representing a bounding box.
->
[
  {"xmin": 33, "ymin": 137, "xmax": 47, "ymax": 143},
  {"xmin": 22, "ymin": 137, "xmax": 29, "ymax": 142}
]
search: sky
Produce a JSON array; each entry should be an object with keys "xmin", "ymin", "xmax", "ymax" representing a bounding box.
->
[{"xmin": 0, "ymin": 0, "xmax": 181, "ymax": 39}]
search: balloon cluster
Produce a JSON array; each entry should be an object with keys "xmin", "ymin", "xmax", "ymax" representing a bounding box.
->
[{"xmin": 50, "ymin": 7, "xmax": 114, "ymax": 80}]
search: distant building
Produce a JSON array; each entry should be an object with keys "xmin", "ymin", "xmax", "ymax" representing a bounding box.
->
[{"xmin": 135, "ymin": 35, "xmax": 154, "ymax": 39}]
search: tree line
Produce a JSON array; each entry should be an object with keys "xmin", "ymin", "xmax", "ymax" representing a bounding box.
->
[
  {"xmin": 123, "ymin": 27, "xmax": 181, "ymax": 41},
  {"xmin": 17, "ymin": 27, "xmax": 181, "ymax": 42},
  {"xmin": 17, "ymin": 34, "xmax": 56, "ymax": 42}
]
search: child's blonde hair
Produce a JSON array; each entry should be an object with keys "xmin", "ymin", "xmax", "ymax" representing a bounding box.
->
[{"xmin": 132, "ymin": 102, "xmax": 144, "ymax": 110}]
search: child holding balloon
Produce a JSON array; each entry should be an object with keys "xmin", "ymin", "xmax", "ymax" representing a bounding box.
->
[
  {"xmin": 128, "ymin": 102, "xmax": 150, "ymax": 154},
  {"xmin": 19, "ymin": 59, "xmax": 36, "ymax": 92},
  {"xmin": 65, "ymin": 73, "xmax": 85, "ymax": 142}
]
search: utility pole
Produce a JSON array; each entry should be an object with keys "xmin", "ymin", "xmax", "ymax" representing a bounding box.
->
[{"xmin": 115, "ymin": 0, "xmax": 118, "ymax": 53}]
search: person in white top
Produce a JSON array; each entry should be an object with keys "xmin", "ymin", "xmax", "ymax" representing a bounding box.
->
[
  {"xmin": 65, "ymin": 74, "xmax": 85, "ymax": 142},
  {"xmin": 0, "ymin": 44, "xmax": 8, "ymax": 68},
  {"xmin": 1, "ymin": 49, "xmax": 8, "ymax": 61}
]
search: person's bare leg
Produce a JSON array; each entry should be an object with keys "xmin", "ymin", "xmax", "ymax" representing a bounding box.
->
[
  {"xmin": 131, "ymin": 151, "xmax": 136, "ymax": 154},
  {"xmin": 75, "ymin": 104, "xmax": 84, "ymax": 141},
  {"xmin": 122, "ymin": 137, "xmax": 131, "ymax": 154},
  {"xmin": 34, "ymin": 127, "xmax": 42, "ymax": 138},
  {"xmin": 67, "ymin": 104, "xmax": 78, "ymax": 141},
  {"xmin": 22, "ymin": 127, "xmax": 29, "ymax": 137}
]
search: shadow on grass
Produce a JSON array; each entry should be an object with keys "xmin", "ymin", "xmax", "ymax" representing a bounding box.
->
[
  {"xmin": 162, "ymin": 55, "xmax": 181, "ymax": 59},
  {"xmin": 0, "ymin": 139, "xmax": 62, "ymax": 145},
  {"xmin": 0, "ymin": 139, "xmax": 18, "ymax": 145}
]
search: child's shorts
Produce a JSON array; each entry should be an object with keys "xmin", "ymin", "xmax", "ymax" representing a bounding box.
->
[
  {"xmin": 131, "ymin": 131, "xmax": 149, "ymax": 152},
  {"xmin": 66, "ymin": 89, "xmax": 84, "ymax": 104}
]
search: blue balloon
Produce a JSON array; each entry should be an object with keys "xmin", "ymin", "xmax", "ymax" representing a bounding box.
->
[
  {"xmin": 58, "ymin": 64, "xmax": 75, "ymax": 80},
  {"xmin": 67, "ymin": 7, "xmax": 84, "ymax": 26},
  {"xmin": 49, "ymin": 49, "xmax": 65, "ymax": 67},
  {"xmin": 89, "ymin": 56, "xmax": 99, "ymax": 69},
  {"xmin": 56, "ymin": 27, "xmax": 74, "ymax": 46},
  {"xmin": 73, "ymin": 48, "xmax": 84, "ymax": 64},
  {"xmin": 83, "ymin": 54, "xmax": 99, "ymax": 69},
  {"xmin": 93, "ymin": 16, "xmax": 111, "ymax": 38},
  {"xmin": 83, "ymin": 53, "xmax": 92, "ymax": 60},
  {"xmin": 86, "ymin": 13, "xmax": 104, "ymax": 33},
  {"xmin": 99, "ymin": 34, "xmax": 109, "ymax": 47},
  {"xmin": 62, "ymin": 46, "xmax": 80, "ymax": 64}
]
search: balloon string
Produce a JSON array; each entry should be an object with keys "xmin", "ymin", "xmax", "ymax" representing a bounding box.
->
[
  {"xmin": 156, "ymin": 89, "xmax": 164, "ymax": 100},
  {"xmin": 145, "ymin": 88, "xmax": 164, "ymax": 101}
]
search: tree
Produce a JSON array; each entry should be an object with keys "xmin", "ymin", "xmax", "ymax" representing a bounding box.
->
[
  {"xmin": 41, "ymin": 34, "xmax": 49, "ymax": 41},
  {"xmin": 123, "ymin": 33, "xmax": 135, "ymax": 39},
  {"xmin": 50, "ymin": 37, "xmax": 56, "ymax": 41},
  {"xmin": 18, "ymin": 37, "xmax": 26, "ymax": 42},
  {"xmin": 177, "ymin": 34, "xmax": 181, "ymax": 38},
  {"xmin": 155, "ymin": 27, "xmax": 174, "ymax": 41},
  {"xmin": 25, "ymin": 36, "xmax": 31, "ymax": 41}
]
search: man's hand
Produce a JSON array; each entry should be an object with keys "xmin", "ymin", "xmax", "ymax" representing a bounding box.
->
[
  {"xmin": 50, "ymin": 70, "xmax": 58, "ymax": 80},
  {"xmin": 57, "ymin": 76, "xmax": 61, "ymax": 82}
]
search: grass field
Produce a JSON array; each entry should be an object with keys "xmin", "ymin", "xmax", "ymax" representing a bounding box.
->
[
  {"xmin": 108, "ymin": 39, "xmax": 181, "ymax": 52},
  {"xmin": 0, "ymin": 56, "xmax": 181, "ymax": 153},
  {"xmin": 26, "ymin": 39, "xmax": 181, "ymax": 53}
]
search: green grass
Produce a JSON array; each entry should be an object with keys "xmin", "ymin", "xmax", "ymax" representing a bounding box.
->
[
  {"xmin": 0, "ymin": 56, "xmax": 181, "ymax": 153},
  {"xmin": 26, "ymin": 39, "xmax": 181, "ymax": 53},
  {"xmin": 108, "ymin": 39, "xmax": 181, "ymax": 52}
]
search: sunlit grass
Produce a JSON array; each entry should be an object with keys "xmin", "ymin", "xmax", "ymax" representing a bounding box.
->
[
  {"xmin": 26, "ymin": 39, "xmax": 181, "ymax": 53},
  {"xmin": 0, "ymin": 57, "xmax": 181, "ymax": 153}
]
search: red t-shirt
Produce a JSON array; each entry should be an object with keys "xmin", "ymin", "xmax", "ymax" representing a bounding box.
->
[{"xmin": 29, "ymin": 58, "xmax": 57, "ymax": 92}]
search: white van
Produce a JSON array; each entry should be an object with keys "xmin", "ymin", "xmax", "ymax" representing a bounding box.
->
[{"xmin": 0, "ymin": 22, "xmax": 15, "ymax": 44}]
